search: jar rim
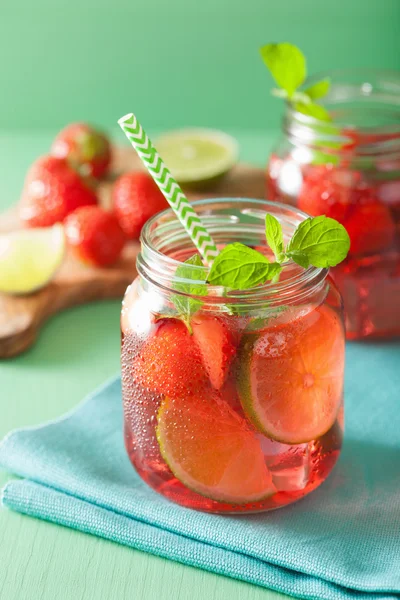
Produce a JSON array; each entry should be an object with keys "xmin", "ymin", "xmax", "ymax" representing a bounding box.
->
[{"xmin": 138, "ymin": 198, "xmax": 327, "ymax": 308}]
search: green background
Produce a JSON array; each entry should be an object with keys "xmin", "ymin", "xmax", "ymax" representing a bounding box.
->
[
  {"xmin": 0, "ymin": 0, "xmax": 399, "ymax": 131},
  {"xmin": 1, "ymin": 3, "xmax": 400, "ymax": 599}
]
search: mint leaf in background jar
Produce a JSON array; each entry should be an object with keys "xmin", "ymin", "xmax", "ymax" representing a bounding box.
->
[
  {"xmin": 303, "ymin": 78, "xmax": 331, "ymax": 101},
  {"xmin": 286, "ymin": 215, "xmax": 350, "ymax": 268},
  {"xmin": 260, "ymin": 42, "xmax": 332, "ymax": 122},
  {"xmin": 295, "ymin": 101, "xmax": 332, "ymax": 122},
  {"xmin": 260, "ymin": 43, "xmax": 306, "ymax": 98},
  {"xmin": 207, "ymin": 243, "xmax": 282, "ymax": 290},
  {"xmin": 172, "ymin": 254, "xmax": 208, "ymax": 331}
]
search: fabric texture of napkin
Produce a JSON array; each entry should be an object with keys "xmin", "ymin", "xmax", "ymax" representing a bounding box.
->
[{"xmin": 1, "ymin": 342, "xmax": 399, "ymax": 600}]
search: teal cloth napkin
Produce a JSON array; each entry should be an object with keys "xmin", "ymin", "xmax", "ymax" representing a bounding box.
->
[{"xmin": 1, "ymin": 342, "xmax": 400, "ymax": 600}]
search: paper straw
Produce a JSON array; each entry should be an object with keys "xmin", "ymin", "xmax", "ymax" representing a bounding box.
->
[{"xmin": 118, "ymin": 113, "xmax": 219, "ymax": 266}]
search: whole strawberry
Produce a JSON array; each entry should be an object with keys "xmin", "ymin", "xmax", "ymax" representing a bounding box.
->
[
  {"xmin": 19, "ymin": 156, "xmax": 98, "ymax": 228},
  {"xmin": 113, "ymin": 172, "xmax": 169, "ymax": 239},
  {"xmin": 64, "ymin": 206, "xmax": 126, "ymax": 267},
  {"xmin": 51, "ymin": 123, "xmax": 111, "ymax": 179}
]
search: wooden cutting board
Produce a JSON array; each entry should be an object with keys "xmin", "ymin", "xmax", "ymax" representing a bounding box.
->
[{"xmin": 0, "ymin": 146, "xmax": 265, "ymax": 358}]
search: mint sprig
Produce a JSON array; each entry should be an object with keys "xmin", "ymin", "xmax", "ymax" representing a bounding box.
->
[
  {"xmin": 260, "ymin": 42, "xmax": 331, "ymax": 122},
  {"xmin": 207, "ymin": 215, "xmax": 350, "ymax": 290},
  {"xmin": 167, "ymin": 215, "xmax": 349, "ymax": 328}
]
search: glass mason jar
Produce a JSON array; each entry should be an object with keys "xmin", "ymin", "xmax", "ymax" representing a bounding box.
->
[
  {"xmin": 121, "ymin": 198, "xmax": 345, "ymax": 514},
  {"xmin": 266, "ymin": 69, "xmax": 400, "ymax": 340}
]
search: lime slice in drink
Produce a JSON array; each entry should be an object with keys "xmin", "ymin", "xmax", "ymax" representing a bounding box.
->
[
  {"xmin": 155, "ymin": 128, "xmax": 239, "ymax": 186},
  {"xmin": 237, "ymin": 305, "xmax": 345, "ymax": 445},
  {"xmin": 156, "ymin": 393, "xmax": 275, "ymax": 504},
  {"xmin": 0, "ymin": 224, "xmax": 65, "ymax": 294}
]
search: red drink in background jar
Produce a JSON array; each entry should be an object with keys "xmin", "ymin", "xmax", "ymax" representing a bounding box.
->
[
  {"xmin": 121, "ymin": 199, "xmax": 345, "ymax": 513},
  {"xmin": 266, "ymin": 70, "xmax": 400, "ymax": 339}
]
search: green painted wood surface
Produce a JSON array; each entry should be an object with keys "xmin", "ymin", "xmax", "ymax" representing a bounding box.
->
[
  {"xmin": 0, "ymin": 1, "xmax": 399, "ymax": 131},
  {"xmin": 0, "ymin": 131, "xmax": 295, "ymax": 600}
]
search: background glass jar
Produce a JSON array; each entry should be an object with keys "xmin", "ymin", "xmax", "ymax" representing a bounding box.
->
[
  {"xmin": 266, "ymin": 70, "xmax": 400, "ymax": 340},
  {"xmin": 121, "ymin": 198, "xmax": 345, "ymax": 514}
]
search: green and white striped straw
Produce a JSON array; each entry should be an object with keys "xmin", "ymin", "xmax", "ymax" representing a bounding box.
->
[{"xmin": 118, "ymin": 113, "xmax": 219, "ymax": 266}]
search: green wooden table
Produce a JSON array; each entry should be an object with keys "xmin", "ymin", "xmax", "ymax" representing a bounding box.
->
[{"xmin": 0, "ymin": 131, "xmax": 294, "ymax": 600}]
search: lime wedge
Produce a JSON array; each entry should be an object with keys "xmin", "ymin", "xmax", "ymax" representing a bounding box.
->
[
  {"xmin": 156, "ymin": 393, "xmax": 275, "ymax": 504},
  {"xmin": 155, "ymin": 128, "xmax": 239, "ymax": 186},
  {"xmin": 0, "ymin": 224, "xmax": 65, "ymax": 294},
  {"xmin": 237, "ymin": 305, "xmax": 344, "ymax": 444}
]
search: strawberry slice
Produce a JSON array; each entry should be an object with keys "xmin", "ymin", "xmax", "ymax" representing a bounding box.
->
[
  {"xmin": 192, "ymin": 315, "xmax": 236, "ymax": 390},
  {"xmin": 132, "ymin": 319, "xmax": 208, "ymax": 398},
  {"xmin": 345, "ymin": 201, "xmax": 395, "ymax": 256}
]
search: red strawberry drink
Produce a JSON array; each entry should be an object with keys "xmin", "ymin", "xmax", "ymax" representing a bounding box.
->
[
  {"xmin": 121, "ymin": 199, "xmax": 345, "ymax": 513},
  {"xmin": 265, "ymin": 69, "xmax": 400, "ymax": 339}
]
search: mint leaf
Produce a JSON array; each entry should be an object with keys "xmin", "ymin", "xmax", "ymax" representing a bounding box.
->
[
  {"xmin": 172, "ymin": 254, "xmax": 208, "ymax": 329},
  {"xmin": 286, "ymin": 216, "xmax": 350, "ymax": 268},
  {"xmin": 260, "ymin": 43, "xmax": 306, "ymax": 97},
  {"xmin": 285, "ymin": 251, "xmax": 310, "ymax": 269},
  {"xmin": 296, "ymin": 101, "xmax": 331, "ymax": 122},
  {"xmin": 304, "ymin": 78, "xmax": 330, "ymax": 101},
  {"xmin": 207, "ymin": 243, "xmax": 282, "ymax": 290},
  {"xmin": 265, "ymin": 214, "xmax": 284, "ymax": 261}
]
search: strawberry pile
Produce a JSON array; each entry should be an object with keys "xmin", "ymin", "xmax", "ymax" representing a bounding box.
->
[{"xmin": 18, "ymin": 122, "xmax": 169, "ymax": 268}]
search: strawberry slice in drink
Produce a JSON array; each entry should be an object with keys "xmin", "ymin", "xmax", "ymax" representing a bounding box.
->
[
  {"xmin": 156, "ymin": 392, "xmax": 275, "ymax": 504},
  {"xmin": 131, "ymin": 319, "xmax": 209, "ymax": 399},
  {"xmin": 191, "ymin": 315, "xmax": 236, "ymax": 390},
  {"xmin": 237, "ymin": 305, "xmax": 344, "ymax": 444},
  {"xmin": 132, "ymin": 314, "xmax": 238, "ymax": 399}
]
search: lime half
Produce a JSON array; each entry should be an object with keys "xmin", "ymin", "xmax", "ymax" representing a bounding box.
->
[
  {"xmin": 155, "ymin": 128, "xmax": 239, "ymax": 186},
  {"xmin": 0, "ymin": 224, "xmax": 65, "ymax": 294}
]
